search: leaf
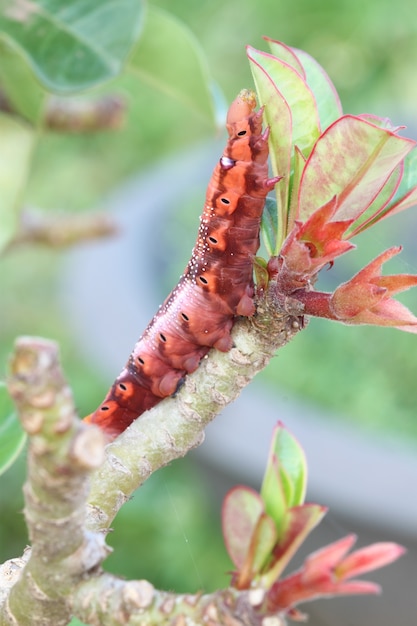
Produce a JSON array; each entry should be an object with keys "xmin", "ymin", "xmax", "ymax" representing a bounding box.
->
[
  {"xmin": 264, "ymin": 38, "xmax": 342, "ymax": 132},
  {"xmin": 287, "ymin": 146, "xmax": 306, "ymax": 236},
  {"xmin": 357, "ymin": 113, "xmax": 403, "ymax": 131},
  {"xmin": 263, "ymin": 38, "xmax": 305, "ymax": 77},
  {"xmin": 330, "ymin": 247, "xmax": 417, "ymax": 333},
  {"xmin": 261, "ymin": 196, "xmax": 278, "ymax": 256},
  {"xmin": 379, "ymin": 145, "xmax": 417, "ymax": 219},
  {"xmin": 0, "ymin": 40, "xmax": 45, "ymax": 123},
  {"xmin": 128, "ymin": 5, "xmax": 217, "ymax": 125},
  {"xmin": 236, "ymin": 512, "xmax": 277, "ymax": 588},
  {"xmin": 336, "ymin": 541, "xmax": 406, "ymax": 580},
  {"xmin": 347, "ymin": 164, "xmax": 403, "ymax": 237},
  {"xmin": 298, "ymin": 115, "xmax": 416, "ymax": 223},
  {"xmin": 261, "ymin": 504, "xmax": 327, "ymax": 587},
  {"xmin": 290, "ymin": 47, "xmax": 343, "ymax": 131},
  {"xmin": 247, "ymin": 48, "xmax": 292, "ymax": 249},
  {"xmin": 248, "ymin": 45, "xmax": 321, "ymax": 248},
  {"xmin": 0, "ymin": 113, "xmax": 34, "ymax": 252},
  {"xmin": 260, "ymin": 454, "xmax": 287, "ymax": 535},
  {"xmin": 248, "ymin": 46, "xmax": 321, "ymax": 158},
  {"xmin": 0, "ymin": 382, "xmax": 26, "ymax": 476},
  {"xmin": 261, "ymin": 422, "xmax": 307, "ymax": 522},
  {"xmin": 222, "ymin": 486, "xmax": 264, "ymax": 570},
  {"xmin": 250, "ymin": 513, "xmax": 278, "ymax": 576},
  {"xmin": 0, "ymin": 0, "xmax": 145, "ymax": 93}
]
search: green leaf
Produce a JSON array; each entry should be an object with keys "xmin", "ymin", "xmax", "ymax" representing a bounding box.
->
[
  {"xmin": 261, "ymin": 196, "xmax": 278, "ymax": 256},
  {"xmin": 0, "ymin": 113, "xmax": 34, "ymax": 252},
  {"xmin": 287, "ymin": 146, "xmax": 306, "ymax": 236},
  {"xmin": 298, "ymin": 115, "xmax": 416, "ymax": 223},
  {"xmin": 247, "ymin": 512, "xmax": 277, "ymax": 578},
  {"xmin": 261, "ymin": 422, "xmax": 307, "ymax": 525},
  {"xmin": 260, "ymin": 454, "xmax": 287, "ymax": 535},
  {"xmin": 128, "ymin": 5, "xmax": 216, "ymax": 125},
  {"xmin": 291, "ymin": 47, "xmax": 342, "ymax": 131},
  {"xmin": 0, "ymin": 382, "xmax": 26, "ymax": 476},
  {"xmin": 0, "ymin": 0, "xmax": 145, "ymax": 93},
  {"xmin": 222, "ymin": 486, "xmax": 264, "ymax": 571},
  {"xmin": 0, "ymin": 40, "xmax": 46, "ymax": 123}
]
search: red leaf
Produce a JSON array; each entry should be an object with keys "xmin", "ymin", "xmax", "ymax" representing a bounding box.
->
[
  {"xmin": 330, "ymin": 247, "xmax": 417, "ymax": 332},
  {"xmin": 267, "ymin": 534, "xmax": 405, "ymax": 614}
]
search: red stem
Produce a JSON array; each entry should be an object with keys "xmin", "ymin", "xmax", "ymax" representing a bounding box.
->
[{"xmin": 292, "ymin": 290, "xmax": 335, "ymax": 320}]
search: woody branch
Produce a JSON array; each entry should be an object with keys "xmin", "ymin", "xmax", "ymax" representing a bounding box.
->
[
  {"xmin": 0, "ymin": 291, "xmax": 302, "ymax": 625},
  {"xmin": 4, "ymin": 208, "xmax": 117, "ymax": 252},
  {"xmin": 1, "ymin": 337, "xmax": 107, "ymax": 626},
  {"xmin": 86, "ymin": 285, "xmax": 304, "ymax": 533}
]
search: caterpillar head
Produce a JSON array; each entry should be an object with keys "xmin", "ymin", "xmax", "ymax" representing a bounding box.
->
[{"xmin": 226, "ymin": 89, "xmax": 259, "ymax": 139}]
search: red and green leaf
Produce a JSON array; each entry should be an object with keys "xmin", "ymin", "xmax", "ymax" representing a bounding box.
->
[
  {"xmin": 250, "ymin": 39, "xmax": 417, "ymax": 259},
  {"xmin": 222, "ymin": 486, "xmax": 265, "ymax": 572},
  {"xmin": 267, "ymin": 535, "xmax": 405, "ymax": 614},
  {"xmin": 264, "ymin": 37, "xmax": 342, "ymax": 130},
  {"xmin": 297, "ymin": 114, "xmax": 415, "ymax": 224},
  {"xmin": 261, "ymin": 504, "xmax": 327, "ymax": 588}
]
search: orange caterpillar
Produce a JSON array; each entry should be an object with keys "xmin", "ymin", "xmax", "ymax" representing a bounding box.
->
[{"xmin": 85, "ymin": 90, "xmax": 278, "ymax": 437}]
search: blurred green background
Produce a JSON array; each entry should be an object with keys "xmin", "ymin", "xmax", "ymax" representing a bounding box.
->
[{"xmin": 1, "ymin": 0, "xmax": 417, "ymax": 602}]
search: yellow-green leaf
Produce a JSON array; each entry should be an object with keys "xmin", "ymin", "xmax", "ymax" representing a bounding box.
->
[
  {"xmin": 0, "ymin": 114, "xmax": 34, "ymax": 251},
  {"xmin": 129, "ymin": 5, "xmax": 217, "ymax": 125}
]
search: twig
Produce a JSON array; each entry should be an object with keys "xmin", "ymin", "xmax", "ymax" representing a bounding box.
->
[
  {"xmin": 4, "ymin": 208, "xmax": 117, "ymax": 251},
  {"xmin": 0, "ymin": 88, "xmax": 126, "ymax": 133},
  {"xmin": 45, "ymin": 95, "xmax": 126, "ymax": 133}
]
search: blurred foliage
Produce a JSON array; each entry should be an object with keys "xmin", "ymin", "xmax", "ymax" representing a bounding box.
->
[
  {"xmin": 0, "ymin": 0, "xmax": 416, "ymax": 597},
  {"xmin": 105, "ymin": 459, "xmax": 232, "ymax": 592},
  {"xmin": 0, "ymin": 0, "xmax": 145, "ymax": 94}
]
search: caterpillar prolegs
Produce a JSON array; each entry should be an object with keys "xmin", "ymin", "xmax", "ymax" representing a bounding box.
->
[{"xmin": 84, "ymin": 89, "xmax": 279, "ymax": 437}]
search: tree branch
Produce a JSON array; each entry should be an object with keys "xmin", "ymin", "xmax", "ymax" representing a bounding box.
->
[
  {"xmin": 0, "ymin": 89, "xmax": 126, "ymax": 133},
  {"xmin": 4, "ymin": 208, "xmax": 117, "ymax": 252},
  {"xmin": 44, "ymin": 95, "xmax": 126, "ymax": 133},
  {"xmin": 1, "ymin": 337, "xmax": 107, "ymax": 626},
  {"xmin": 0, "ymin": 289, "xmax": 302, "ymax": 626},
  {"xmin": 72, "ymin": 574, "xmax": 285, "ymax": 626},
  {"xmin": 86, "ymin": 287, "xmax": 304, "ymax": 532}
]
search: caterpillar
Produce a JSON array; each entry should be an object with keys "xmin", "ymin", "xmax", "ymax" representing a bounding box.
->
[{"xmin": 84, "ymin": 89, "xmax": 279, "ymax": 438}]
